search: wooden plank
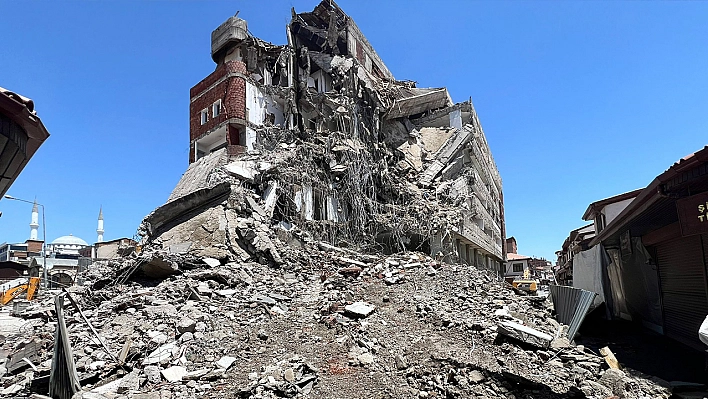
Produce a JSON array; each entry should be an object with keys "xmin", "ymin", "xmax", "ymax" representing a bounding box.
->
[{"xmin": 599, "ymin": 346, "xmax": 621, "ymax": 370}]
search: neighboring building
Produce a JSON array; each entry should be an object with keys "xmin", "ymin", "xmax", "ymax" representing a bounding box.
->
[
  {"xmin": 163, "ymin": 1, "xmax": 506, "ymax": 273},
  {"xmin": 505, "ymin": 252, "xmax": 532, "ymax": 280},
  {"xmin": 34, "ymin": 234, "xmax": 90, "ymax": 288},
  {"xmin": 529, "ymin": 257, "xmax": 553, "ymax": 281},
  {"xmin": 553, "ymin": 190, "xmax": 643, "ymax": 302},
  {"xmin": 554, "ymin": 223, "xmax": 595, "ymax": 286},
  {"xmin": 0, "ymin": 87, "xmax": 50, "ymax": 198},
  {"xmin": 80, "ymin": 237, "xmax": 137, "ymax": 260},
  {"xmin": 582, "ymin": 189, "xmax": 642, "ymax": 235},
  {"xmin": 505, "ymin": 252, "xmax": 552, "ymax": 281},
  {"xmin": 589, "ymin": 146, "xmax": 708, "ymax": 350},
  {"xmin": 0, "ymin": 236, "xmax": 44, "ymax": 267},
  {"xmin": 0, "ymin": 261, "xmax": 28, "ymax": 283},
  {"xmin": 503, "ymin": 237, "xmax": 549, "ymax": 281},
  {"xmin": 505, "ymin": 236, "xmax": 518, "ymax": 255}
]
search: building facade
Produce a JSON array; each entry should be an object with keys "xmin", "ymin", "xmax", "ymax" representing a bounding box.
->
[
  {"xmin": 554, "ymin": 224, "xmax": 595, "ymax": 286},
  {"xmin": 589, "ymin": 146, "xmax": 708, "ymax": 350}
]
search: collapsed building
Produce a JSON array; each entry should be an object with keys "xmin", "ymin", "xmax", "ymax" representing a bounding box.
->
[{"xmin": 145, "ymin": 0, "xmax": 505, "ymax": 272}]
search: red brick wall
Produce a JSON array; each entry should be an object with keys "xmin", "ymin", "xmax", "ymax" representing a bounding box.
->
[
  {"xmin": 25, "ymin": 240, "xmax": 43, "ymax": 253},
  {"xmin": 189, "ymin": 63, "xmax": 247, "ymax": 141},
  {"xmin": 227, "ymin": 144, "xmax": 246, "ymax": 157},
  {"xmin": 189, "ymin": 61, "xmax": 247, "ymax": 97}
]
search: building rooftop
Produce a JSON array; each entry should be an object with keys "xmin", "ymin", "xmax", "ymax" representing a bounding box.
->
[{"xmin": 507, "ymin": 253, "xmax": 531, "ymax": 261}]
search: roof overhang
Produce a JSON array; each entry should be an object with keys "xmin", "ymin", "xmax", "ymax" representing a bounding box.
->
[
  {"xmin": 590, "ymin": 146, "xmax": 708, "ymax": 247},
  {"xmin": 0, "ymin": 88, "xmax": 50, "ymax": 198},
  {"xmin": 581, "ymin": 188, "xmax": 643, "ymax": 221}
]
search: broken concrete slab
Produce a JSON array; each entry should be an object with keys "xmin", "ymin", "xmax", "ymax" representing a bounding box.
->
[
  {"xmin": 215, "ymin": 356, "xmax": 237, "ymax": 370},
  {"xmin": 140, "ymin": 182, "xmax": 230, "ymax": 238},
  {"xmin": 202, "ymin": 257, "xmax": 220, "ymax": 267},
  {"xmin": 344, "ymin": 302, "xmax": 375, "ymax": 318},
  {"xmin": 141, "ymin": 255, "xmax": 179, "ymax": 279},
  {"xmin": 496, "ymin": 321, "xmax": 553, "ymax": 349},
  {"xmin": 161, "ymin": 366, "xmax": 188, "ymax": 383},
  {"xmin": 143, "ymin": 342, "xmax": 179, "ymax": 365}
]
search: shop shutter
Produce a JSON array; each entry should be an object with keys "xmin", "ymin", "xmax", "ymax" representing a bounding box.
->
[{"xmin": 656, "ymin": 235, "xmax": 708, "ymax": 350}]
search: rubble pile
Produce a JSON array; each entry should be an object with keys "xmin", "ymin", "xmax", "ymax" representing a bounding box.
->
[
  {"xmin": 0, "ymin": 2, "xmax": 679, "ymax": 399},
  {"xmin": 0, "ymin": 241, "xmax": 672, "ymax": 399}
]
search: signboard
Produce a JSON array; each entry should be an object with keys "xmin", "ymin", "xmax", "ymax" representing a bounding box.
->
[{"xmin": 676, "ymin": 191, "xmax": 708, "ymax": 236}]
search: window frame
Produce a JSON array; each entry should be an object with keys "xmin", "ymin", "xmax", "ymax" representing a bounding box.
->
[{"xmin": 212, "ymin": 99, "xmax": 222, "ymax": 118}]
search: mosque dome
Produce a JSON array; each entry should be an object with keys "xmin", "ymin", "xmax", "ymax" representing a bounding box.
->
[{"xmin": 51, "ymin": 234, "xmax": 89, "ymax": 247}]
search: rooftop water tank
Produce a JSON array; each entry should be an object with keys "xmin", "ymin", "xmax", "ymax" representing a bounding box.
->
[{"xmin": 211, "ymin": 16, "xmax": 248, "ymax": 60}]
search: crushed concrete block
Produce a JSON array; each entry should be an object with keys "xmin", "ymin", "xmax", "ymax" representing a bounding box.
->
[
  {"xmin": 284, "ymin": 368, "xmax": 295, "ymax": 382},
  {"xmin": 195, "ymin": 283, "xmax": 212, "ymax": 296},
  {"xmin": 1, "ymin": 384, "xmax": 22, "ymax": 396},
  {"xmin": 215, "ymin": 355, "xmax": 237, "ymax": 370},
  {"xmin": 357, "ymin": 353, "xmax": 374, "ymax": 365},
  {"xmin": 117, "ymin": 370, "xmax": 140, "ymax": 393},
  {"xmin": 251, "ymin": 294, "xmax": 277, "ymax": 305},
  {"xmin": 469, "ymin": 370, "xmax": 485, "ymax": 383},
  {"xmin": 344, "ymin": 302, "xmax": 376, "ymax": 318},
  {"xmin": 148, "ymin": 331, "xmax": 169, "ymax": 345},
  {"xmin": 202, "ymin": 257, "xmax": 220, "ymax": 267},
  {"xmin": 225, "ymin": 160, "xmax": 258, "ymax": 181},
  {"xmin": 177, "ymin": 317, "xmax": 197, "ymax": 334},
  {"xmin": 394, "ymin": 354, "xmax": 407, "ymax": 370},
  {"xmin": 216, "ymin": 289, "xmax": 237, "ymax": 297},
  {"xmin": 161, "ymin": 365, "xmax": 188, "ymax": 383},
  {"xmin": 144, "ymin": 365, "xmax": 161, "ymax": 384}
]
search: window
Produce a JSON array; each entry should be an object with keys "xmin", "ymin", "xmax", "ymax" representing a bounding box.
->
[
  {"xmin": 212, "ymin": 100, "xmax": 222, "ymax": 118},
  {"xmin": 200, "ymin": 109, "xmax": 208, "ymax": 125},
  {"xmin": 512, "ymin": 263, "xmax": 524, "ymax": 272}
]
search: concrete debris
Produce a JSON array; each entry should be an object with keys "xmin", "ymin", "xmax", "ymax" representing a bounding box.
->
[
  {"xmin": 143, "ymin": 342, "xmax": 179, "ymax": 365},
  {"xmin": 202, "ymin": 257, "xmax": 221, "ymax": 267},
  {"xmin": 0, "ymin": 242, "xmax": 673, "ymax": 398},
  {"xmin": 343, "ymin": 301, "xmax": 375, "ymax": 318},
  {"xmin": 496, "ymin": 320, "xmax": 553, "ymax": 348},
  {"xmin": 214, "ymin": 355, "xmax": 237, "ymax": 370},
  {"xmin": 161, "ymin": 366, "xmax": 188, "ymax": 383}
]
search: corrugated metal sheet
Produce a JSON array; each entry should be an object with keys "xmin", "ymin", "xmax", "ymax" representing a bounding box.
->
[
  {"xmin": 549, "ymin": 284, "xmax": 597, "ymax": 340},
  {"xmin": 656, "ymin": 235, "xmax": 708, "ymax": 350}
]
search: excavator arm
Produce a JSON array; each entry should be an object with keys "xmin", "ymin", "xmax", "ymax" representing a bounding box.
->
[
  {"xmin": 1, "ymin": 277, "xmax": 41, "ymax": 305},
  {"xmin": 26, "ymin": 277, "xmax": 40, "ymax": 300},
  {"xmin": 1, "ymin": 286, "xmax": 26, "ymax": 306}
]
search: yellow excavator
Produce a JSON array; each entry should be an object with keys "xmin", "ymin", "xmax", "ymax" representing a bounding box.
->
[
  {"xmin": 1, "ymin": 277, "xmax": 40, "ymax": 306},
  {"xmin": 512, "ymin": 269, "xmax": 538, "ymax": 295}
]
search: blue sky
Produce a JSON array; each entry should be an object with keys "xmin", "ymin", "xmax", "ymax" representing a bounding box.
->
[{"xmin": 1, "ymin": 1, "xmax": 707, "ymax": 261}]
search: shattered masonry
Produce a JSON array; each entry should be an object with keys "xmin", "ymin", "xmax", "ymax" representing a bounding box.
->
[{"xmin": 165, "ymin": 0, "xmax": 506, "ymax": 268}]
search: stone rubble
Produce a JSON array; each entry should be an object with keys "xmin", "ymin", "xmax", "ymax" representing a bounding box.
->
[{"xmin": 0, "ymin": 240, "xmax": 673, "ymax": 399}]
